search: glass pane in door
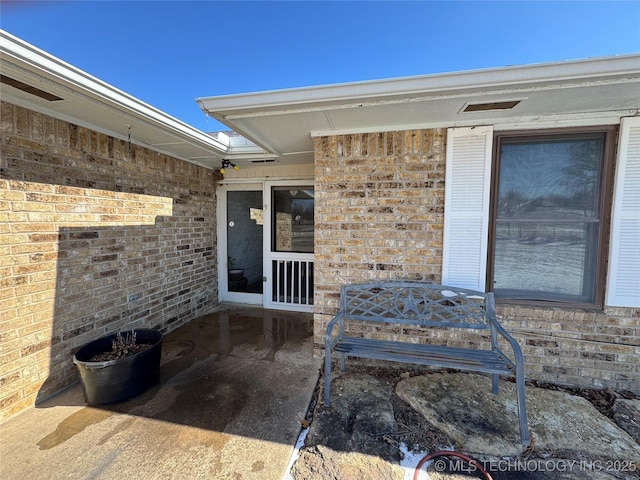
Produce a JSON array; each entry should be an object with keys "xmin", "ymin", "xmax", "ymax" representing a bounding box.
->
[
  {"xmin": 227, "ymin": 191, "xmax": 263, "ymax": 294},
  {"xmin": 272, "ymin": 187, "xmax": 314, "ymax": 253},
  {"xmin": 269, "ymin": 187, "xmax": 314, "ymax": 309}
]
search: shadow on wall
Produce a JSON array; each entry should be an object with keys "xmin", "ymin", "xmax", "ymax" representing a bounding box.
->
[
  {"xmin": 36, "ymin": 212, "xmax": 217, "ymax": 404},
  {"xmin": 0, "ymin": 105, "xmax": 221, "ymax": 422}
]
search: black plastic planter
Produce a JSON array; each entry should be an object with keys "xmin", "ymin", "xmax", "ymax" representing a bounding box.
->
[{"xmin": 73, "ymin": 329, "xmax": 163, "ymax": 405}]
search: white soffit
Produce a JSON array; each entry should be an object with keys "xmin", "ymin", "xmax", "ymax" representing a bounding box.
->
[
  {"xmin": 0, "ymin": 30, "xmax": 230, "ymax": 169},
  {"xmin": 197, "ymin": 54, "xmax": 640, "ymax": 165}
]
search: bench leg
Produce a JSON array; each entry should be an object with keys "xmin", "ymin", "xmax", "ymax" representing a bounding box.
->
[
  {"xmin": 492, "ymin": 373, "xmax": 499, "ymax": 394},
  {"xmin": 325, "ymin": 353, "xmax": 347, "ymax": 407},
  {"xmin": 324, "ymin": 351, "xmax": 332, "ymax": 407},
  {"xmin": 515, "ymin": 366, "xmax": 530, "ymax": 447}
]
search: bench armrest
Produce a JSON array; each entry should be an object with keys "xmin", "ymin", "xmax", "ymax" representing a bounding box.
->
[
  {"xmin": 325, "ymin": 311, "xmax": 345, "ymax": 351},
  {"xmin": 489, "ymin": 315, "xmax": 530, "ymax": 446},
  {"xmin": 489, "ymin": 316, "xmax": 525, "ymax": 371}
]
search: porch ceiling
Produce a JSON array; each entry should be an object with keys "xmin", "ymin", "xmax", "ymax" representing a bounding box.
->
[{"xmin": 197, "ymin": 54, "xmax": 640, "ymax": 167}]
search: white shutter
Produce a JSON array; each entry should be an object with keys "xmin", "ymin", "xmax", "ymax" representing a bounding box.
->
[
  {"xmin": 442, "ymin": 126, "xmax": 493, "ymax": 290},
  {"xmin": 606, "ymin": 117, "xmax": 640, "ymax": 307}
]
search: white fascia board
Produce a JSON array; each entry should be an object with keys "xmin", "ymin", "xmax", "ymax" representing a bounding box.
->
[
  {"xmin": 208, "ymin": 120, "xmax": 283, "ymax": 157},
  {"xmin": 211, "ymin": 131, "xmax": 231, "ymax": 147},
  {"xmin": 0, "ymin": 30, "xmax": 228, "ymax": 154},
  {"xmin": 196, "ymin": 54, "xmax": 640, "ymax": 115},
  {"xmin": 2, "ymin": 92, "xmax": 215, "ymax": 168},
  {"xmin": 207, "ymin": 130, "xmax": 277, "ymax": 159},
  {"xmin": 218, "ymin": 77, "xmax": 640, "ymax": 122},
  {"xmin": 310, "ymin": 111, "xmax": 632, "ymax": 138},
  {"xmin": 226, "ymin": 144, "xmax": 276, "ymax": 157}
]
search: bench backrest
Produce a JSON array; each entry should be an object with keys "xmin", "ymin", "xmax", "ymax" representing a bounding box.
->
[{"xmin": 340, "ymin": 282, "xmax": 494, "ymax": 330}]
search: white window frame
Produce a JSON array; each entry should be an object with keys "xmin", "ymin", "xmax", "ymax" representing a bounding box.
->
[{"xmin": 444, "ymin": 123, "xmax": 637, "ymax": 308}]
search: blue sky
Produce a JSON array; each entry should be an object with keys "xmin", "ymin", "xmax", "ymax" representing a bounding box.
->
[{"xmin": 2, "ymin": 1, "xmax": 639, "ymax": 132}]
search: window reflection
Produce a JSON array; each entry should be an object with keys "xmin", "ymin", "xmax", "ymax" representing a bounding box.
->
[
  {"xmin": 272, "ymin": 188, "xmax": 314, "ymax": 253},
  {"xmin": 493, "ymin": 134, "xmax": 604, "ymax": 303}
]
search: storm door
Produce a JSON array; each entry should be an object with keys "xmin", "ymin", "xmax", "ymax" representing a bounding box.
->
[{"xmin": 265, "ymin": 183, "xmax": 314, "ymax": 312}]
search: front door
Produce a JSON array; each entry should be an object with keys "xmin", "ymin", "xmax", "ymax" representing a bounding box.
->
[{"xmin": 218, "ymin": 184, "xmax": 264, "ymax": 305}]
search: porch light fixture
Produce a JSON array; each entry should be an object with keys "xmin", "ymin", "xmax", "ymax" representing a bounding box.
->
[{"xmin": 220, "ymin": 159, "xmax": 239, "ymax": 174}]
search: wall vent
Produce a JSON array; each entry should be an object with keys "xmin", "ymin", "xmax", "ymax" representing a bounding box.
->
[
  {"xmin": 250, "ymin": 159, "xmax": 276, "ymax": 163},
  {"xmin": 1, "ymin": 75, "xmax": 63, "ymax": 101},
  {"xmin": 463, "ymin": 100, "xmax": 520, "ymax": 112}
]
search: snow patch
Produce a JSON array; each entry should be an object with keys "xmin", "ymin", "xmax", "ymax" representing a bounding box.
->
[
  {"xmin": 281, "ymin": 427, "xmax": 309, "ymax": 480},
  {"xmin": 400, "ymin": 443, "xmax": 456, "ymax": 480}
]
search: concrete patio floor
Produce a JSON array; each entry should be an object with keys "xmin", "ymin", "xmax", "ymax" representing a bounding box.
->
[
  {"xmin": 3, "ymin": 307, "xmax": 639, "ymax": 480},
  {"xmin": 0, "ymin": 307, "xmax": 321, "ymax": 480}
]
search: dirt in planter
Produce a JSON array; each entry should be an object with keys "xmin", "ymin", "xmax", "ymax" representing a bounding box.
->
[{"xmin": 88, "ymin": 331, "xmax": 153, "ymax": 362}]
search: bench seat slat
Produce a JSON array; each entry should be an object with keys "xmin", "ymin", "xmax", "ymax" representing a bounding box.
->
[{"xmin": 335, "ymin": 337, "xmax": 514, "ymax": 375}]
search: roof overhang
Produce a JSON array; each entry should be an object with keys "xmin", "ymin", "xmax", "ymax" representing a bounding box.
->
[
  {"xmin": 0, "ymin": 30, "xmax": 267, "ymax": 169},
  {"xmin": 197, "ymin": 54, "xmax": 640, "ymax": 166}
]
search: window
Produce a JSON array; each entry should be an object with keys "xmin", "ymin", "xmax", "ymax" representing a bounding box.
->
[
  {"xmin": 271, "ymin": 187, "xmax": 314, "ymax": 253},
  {"xmin": 489, "ymin": 129, "xmax": 614, "ymax": 305}
]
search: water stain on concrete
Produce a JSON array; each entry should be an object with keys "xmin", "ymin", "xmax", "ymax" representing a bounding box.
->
[
  {"xmin": 96, "ymin": 416, "xmax": 137, "ymax": 446},
  {"xmin": 160, "ymin": 339, "xmax": 195, "ymax": 365},
  {"xmin": 169, "ymin": 308, "xmax": 313, "ymax": 359},
  {"xmin": 36, "ymin": 308, "xmax": 314, "ymax": 450},
  {"xmin": 37, "ymin": 407, "xmax": 113, "ymax": 450}
]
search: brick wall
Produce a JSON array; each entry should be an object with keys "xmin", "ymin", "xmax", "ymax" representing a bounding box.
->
[
  {"xmin": 498, "ymin": 305, "xmax": 640, "ymax": 392},
  {"xmin": 313, "ymin": 129, "xmax": 640, "ymax": 394},
  {"xmin": 0, "ymin": 102, "xmax": 219, "ymax": 422}
]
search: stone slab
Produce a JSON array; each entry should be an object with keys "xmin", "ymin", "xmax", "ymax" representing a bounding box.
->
[
  {"xmin": 612, "ymin": 398, "xmax": 640, "ymax": 443},
  {"xmin": 396, "ymin": 373, "xmax": 640, "ymax": 461}
]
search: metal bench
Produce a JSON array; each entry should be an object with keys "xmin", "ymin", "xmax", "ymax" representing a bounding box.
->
[{"xmin": 323, "ymin": 282, "xmax": 530, "ymax": 446}]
